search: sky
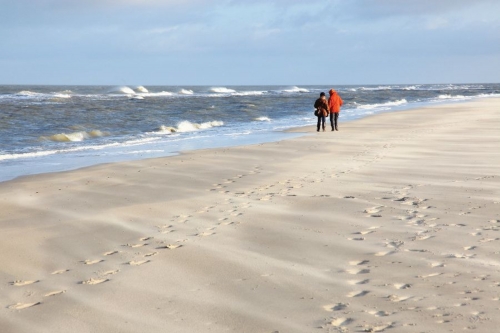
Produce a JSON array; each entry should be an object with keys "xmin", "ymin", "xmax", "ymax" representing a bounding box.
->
[{"xmin": 0, "ymin": 0, "xmax": 499, "ymax": 85}]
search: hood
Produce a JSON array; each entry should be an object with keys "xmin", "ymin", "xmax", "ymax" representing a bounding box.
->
[{"xmin": 329, "ymin": 89, "xmax": 336, "ymax": 95}]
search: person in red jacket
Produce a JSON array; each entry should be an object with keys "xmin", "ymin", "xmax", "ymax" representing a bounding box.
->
[{"xmin": 328, "ymin": 89, "xmax": 343, "ymax": 131}]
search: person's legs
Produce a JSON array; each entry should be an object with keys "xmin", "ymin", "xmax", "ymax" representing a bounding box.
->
[
  {"xmin": 330, "ymin": 113, "xmax": 334, "ymax": 131},
  {"xmin": 334, "ymin": 113, "xmax": 339, "ymax": 130},
  {"xmin": 317, "ymin": 116, "xmax": 321, "ymax": 131},
  {"xmin": 322, "ymin": 116, "xmax": 326, "ymax": 131}
]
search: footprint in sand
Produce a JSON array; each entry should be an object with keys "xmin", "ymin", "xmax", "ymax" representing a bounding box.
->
[
  {"xmin": 123, "ymin": 243, "xmax": 148, "ymax": 248},
  {"xmin": 430, "ymin": 262, "xmax": 445, "ymax": 268},
  {"xmin": 355, "ymin": 230, "xmax": 375, "ymax": 235},
  {"xmin": 51, "ymin": 269, "xmax": 70, "ymax": 275},
  {"xmin": 387, "ymin": 295, "xmax": 413, "ymax": 302},
  {"xmin": 362, "ymin": 322, "xmax": 395, "ymax": 332},
  {"xmin": 446, "ymin": 253, "xmax": 475, "ymax": 259},
  {"xmin": 346, "ymin": 290, "xmax": 370, "ymax": 298},
  {"xmin": 364, "ymin": 206, "xmax": 383, "ymax": 214},
  {"xmin": 418, "ymin": 272, "xmax": 442, "ymax": 278},
  {"xmin": 10, "ymin": 280, "xmax": 39, "ymax": 286},
  {"xmin": 103, "ymin": 270, "xmax": 120, "ymax": 276},
  {"xmin": 127, "ymin": 260, "xmax": 150, "ymax": 266},
  {"xmin": 330, "ymin": 317, "xmax": 354, "ymax": 328},
  {"xmin": 349, "ymin": 260, "xmax": 370, "ymax": 266},
  {"xmin": 157, "ymin": 244, "xmax": 182, "ymax": 250},
  {"xmin": 144, "ymin": 252, "xmax": 158, "ymax": 257},
  {"xmin": 348, "ymin": 237, "xmax": 365, "ymax": 241},
  {"xmin": 7, "ymin": 302, "xmax": 41, "ymax": 310},
  {"xmin": 323, "ymin": 303, "xmax": 349, "ymax": 312},
  {"xmin": 195, "ymin": 232, "xmax": 215, "ymax": 237},
  {"xmin": 348, "ymin": 279, "xmax": 370, "ymax": 285},
  {"xmin": 374, "ymin": 251, "xmax": 396, "ymax": 257},
  {"xmin": 44, "ymin": 290, "xmax": 66, "ymax": 297},
  {"xmin": 82, "ymin": 259, "xmax": 104, "ymax": 265},
  {"xmin": 220, "ymin": 221, "xmax": 235, "ymax": 226},
  {"xmin": 464, "ymin": 246, "xmax": 477, "ymax": 251},
  {"xmin": 368, "ymin": 310, "xmax": 392, "ymax": 317},
  {"xmin": 394, "ymin": 283, "xmax": 412, "ymax": 290},
  {"xmin": 414, "ymin": 235, "xmax": 434, "ymax": 241},
  {"xmin": 103, "ymin": 251, "xmax": 119, "ymax": 256},
  {"xmin": 140, "ymin": 237, "xmax": 153, "ymax": 241},
  {"xmin": 346, "ymin": 268, "xmax": 370, "ymax": 275},
  {"xmin": 385, "ymin": 240, "xmax": 405, "ymax": 249},
  {"xmin": 479, "ymin": 238, "xmax": 499, "ymax": 243},
  {"xmin": 80, "ymin": 278, "xmax": 109, "ymax": 285}
]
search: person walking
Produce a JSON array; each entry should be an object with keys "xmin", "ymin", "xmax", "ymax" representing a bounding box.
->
[
  {"xmin": 328, "ymin": 89, "xmax": 343, "ymax": 131},
  {"xmin": 314, "ymin": 92, "xmax": 330, "ymax": 132}
]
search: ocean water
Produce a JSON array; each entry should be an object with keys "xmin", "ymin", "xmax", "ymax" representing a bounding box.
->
[{"xmin": 1, "ymin": 84, "xmax": 499, "ymax": 182}]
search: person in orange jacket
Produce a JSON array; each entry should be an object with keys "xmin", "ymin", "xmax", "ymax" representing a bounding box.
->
[{"xmin": 328, "ymin": 89, "xmax": 343, "ymax": 131}]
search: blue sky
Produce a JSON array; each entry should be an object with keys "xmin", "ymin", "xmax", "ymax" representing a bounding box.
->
[{"xmin": 1, "ymin": 0, "xmax": 499, "ymax": 85}]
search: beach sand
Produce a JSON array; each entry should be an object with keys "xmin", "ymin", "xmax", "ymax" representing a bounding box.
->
[{"xmin": 1, "ymin": 98, "xmax": 499, "ymax": 332}]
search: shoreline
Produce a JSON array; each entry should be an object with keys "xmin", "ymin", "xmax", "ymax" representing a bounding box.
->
[
  {"xmin": 1, "ymin": 96, "xmax": 493, "ymax": 184},
  {"xmin": 1, "ymin": 98, "xmax": 500, "ymax": 332}
]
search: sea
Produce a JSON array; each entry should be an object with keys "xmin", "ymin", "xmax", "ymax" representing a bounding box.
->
[{"xmin": 1, "ymin": 84, "xmax": 499, "ymax": 182}]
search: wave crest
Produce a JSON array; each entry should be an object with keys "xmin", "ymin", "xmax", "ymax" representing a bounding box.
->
[
  {"xmin": 135, "ymin": 86, "xmax": 149, "ymax": 93},
  {"xmin": 42, "ymin": 130, "xmax": 108, "ymax": 142},
  {"xmin": 109, "ymin": 86, "xmax": 136, "ymax": 94},
  {"xmin": 282, "ymin": 86, "xmax": 309, "ymax": 93},
  {"xmin": 157, "ymin": 121, "xmax": 224, "ymax": 134},
  {"xmin": 357, "ymin": 99, "xmax": 408, "ymax": 110},
  {"xmin": 210, "ymin": 87, "xmax": 236, "ymax": 94},
  {"xmin": 255, "ymin": 116, "xmax": 271, "ymax": 121}
]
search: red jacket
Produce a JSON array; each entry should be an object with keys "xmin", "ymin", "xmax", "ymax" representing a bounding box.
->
[{"xmin": 328, "ymin": 89, "xmax": 343, "ymax": 113}]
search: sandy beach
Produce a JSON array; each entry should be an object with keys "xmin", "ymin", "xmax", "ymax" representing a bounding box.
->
[{"xmin": 1, "ymin": 98, "xmax": 499, "ymax": 332}]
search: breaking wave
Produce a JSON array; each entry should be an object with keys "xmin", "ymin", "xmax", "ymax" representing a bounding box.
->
[
  {"xmin": 179, "ymin": 89, "xmax": 194, "ymax": 95},
  {"xmin": 135, "ymin": 86, "xmax": 149, "ymax": 93},
  {"xmin": 210, "ymin": 87, "xmax": 236, "ymax": 94},
  {"xmin": 41, "ymin": 130, "xmax": 109, "ymax": 142},
  {"xmin": 282, "ymin": 86, "xmax": 309, "ymax": 93},
  {"xmin": 357, "ymin": 99, "xmax": 408, "ymax": 110},
  {"xmin": 156, "ymin": 121, "xmax": 224, "ymax": 134},
  {"xmin": 109, "ymin": 86, "xmax": 136, "ymax": 94},
  {"xmin": 255, "ymin": 117, "xmax": 271, "ymax": 121}
]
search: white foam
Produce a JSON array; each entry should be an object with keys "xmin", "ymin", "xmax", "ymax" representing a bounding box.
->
[
  {"xmin": 130, "ymin": 95, "xmax": 145, "ymax": 100},
  {"xmin": 135, "ymin": 86, "xmax": 149, "ymax": 93},
  {"xmin": 176, "ymin": 120, "xmax": 224, "ymax": 132},
  {"xmin": 52, "ymin": 93, "xmax": 72, "ymax": 99},
  {"xmin": 179, "ymin": 89, "xmax": 194, "ymax": 95},
  {"xmin": 143, "ymin": 91, "xmax": 174, "ymax": 97},
  {"xmin": 232, "ymin": 91, "xmax": 266, "ymax": 96},
  {"xmin": 109, "ymin": 86, "xmax": 136, "ymax": 94},
  {"xmin": 282, "ymin": 86, "xmax": 309, "ymax": 93},
  {"xmin": 438, "ymin": 94, "xmax": 468, "ymax": 100},
  {"xmin": 41, "ymin": 130, "xmax": 108, "ymax": 143},
  {"xmin": 255, "ymin": 117, "xmax": 271, "ymax": 122},
  {"xmin": 360, "ymin": 86, "xmax": 393, "ymax": 91},
  {"xmin": 16, "ymin": 90, "xmax": 42, "ymax": 97},
  {"xmin": 210, "ymin": 87, "xmax": 236, "ymax": 94},
  {"xmin": 357, "ymin": 99, "xmax": 408, "ymax": 110}
]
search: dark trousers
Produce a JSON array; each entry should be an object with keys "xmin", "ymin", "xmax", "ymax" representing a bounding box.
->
[
  {"xmin": 330, "ymin": 112, "xmax": 339, "ymax": 129},
  {"xmin": 317, "ymin": 115, "xmax": 326, "ymax": 131}
]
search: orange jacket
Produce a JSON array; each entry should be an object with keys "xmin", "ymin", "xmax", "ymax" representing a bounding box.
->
[{"xmin": 328, "ymin": 89, "xmax": 343, "ymax": 113}]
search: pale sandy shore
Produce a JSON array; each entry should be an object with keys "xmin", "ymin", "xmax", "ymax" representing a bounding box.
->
[{"xmin": 1, "ymin": 98, "xmax": 500, "ymax": 333}]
